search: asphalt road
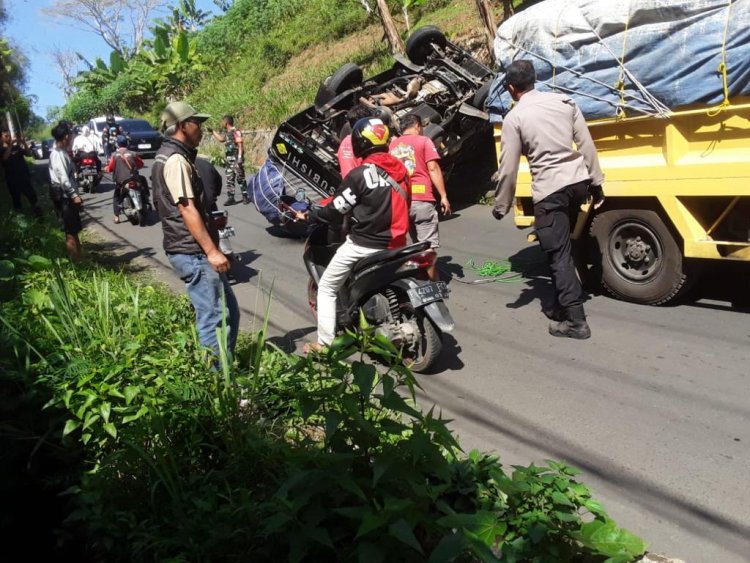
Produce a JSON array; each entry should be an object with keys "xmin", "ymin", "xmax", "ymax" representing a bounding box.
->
[{"xmin": 76, "ymin": 159, "xmax": 749, "ymax": 563}]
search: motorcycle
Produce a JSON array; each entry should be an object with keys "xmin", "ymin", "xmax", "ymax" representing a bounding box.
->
[
  {"xmin": 75, "ymin": 152, "xmax": 101, "ymax": 193},
  {"xmin": 118, "ymin": 176, "xmax": 149, "ymax": 226},
  {"xmin": 303, "ymin": 223, "xmax": 454, "ymax": 373}
]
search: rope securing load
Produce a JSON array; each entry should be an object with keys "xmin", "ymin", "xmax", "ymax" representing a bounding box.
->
[{"xmin": 449, "ymin": 258, "xmax": 524, "ymax": 284}]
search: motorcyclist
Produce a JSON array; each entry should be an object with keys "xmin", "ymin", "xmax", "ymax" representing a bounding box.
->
[
  {"xmin": 71, "ymin": 125, "xmax": 102, "ymax": 175},
  {"xmin": 105, "ymin": 135, "xmax": 150, "ymax": 223},
  {"xmin": 297, "ymin": 117, "xmax": 411, "ymax": 353},
  {"xmin": 102, "ymin": 114, "xmax": 118, "ymax": 159},
  {"xmin": 117, "ymin": 124, "xmax": 131, "ymax": 146}
]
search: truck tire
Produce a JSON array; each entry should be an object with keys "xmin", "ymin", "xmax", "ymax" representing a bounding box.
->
[
  {"xmin": 314, "ymin": 63, "xmax": 363, "ymax": 108},
  {"xmin": 589, "ymin": 209, "xmax": 694, "ymax": 305},
  {"xmin": 406, "ymin": 26, "xmax": 447, "ymax": 65},
  {"xmin": 471, "ymin": 81, "xmax": 491, "ymax": 110}
]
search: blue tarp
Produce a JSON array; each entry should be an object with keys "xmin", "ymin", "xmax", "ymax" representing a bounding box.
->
[{"xmin": 487, "ymin": 0, "xmax": 750, "ymax": 123}]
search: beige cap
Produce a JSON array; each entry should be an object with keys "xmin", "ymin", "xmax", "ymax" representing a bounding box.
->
[{"xmin": 160, "ymin": 101, "xmax": 210, "ymax": 131}]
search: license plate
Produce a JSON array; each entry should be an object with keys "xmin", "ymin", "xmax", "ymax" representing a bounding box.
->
[
  {"xmin": 407, "ymin": 282, "xmax": 449, "ymax": 307},
  {"xmin": 138, "ymin": 143, "xmax": 151, "ymax": 149}
]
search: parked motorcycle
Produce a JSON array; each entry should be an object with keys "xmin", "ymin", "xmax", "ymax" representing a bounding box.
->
[
  {"xmin": 75, "ymin": 152, "xmax": 101, "ymax": 193},
  {"xmin": 303, "ymin": 223, "xmax": 454, "ymax": 373},
  {"xmin": 118, "ymin": 176, "xmax": 149, "ymax": 226}
]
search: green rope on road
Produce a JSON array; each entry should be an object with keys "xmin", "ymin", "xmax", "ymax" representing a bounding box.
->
[{"xmin": 459, "ymin": 258, "xmax": 525, "ymax": 284}]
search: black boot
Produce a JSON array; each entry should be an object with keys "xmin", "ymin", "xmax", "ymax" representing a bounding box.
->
[
  {"xmin": 224, "ymin": 194, "xmax": 236, "ymax": 206},
  {"xmin": 241, "ymin": 192, "xmax": 250, "ymax": 205},
  {"xmin": 549, "ymin": 305, "xmax": 591, "ymax": 339},
  {"xmin": 542, "ymin": 303, "xmax": 565, "ymax": 322}
]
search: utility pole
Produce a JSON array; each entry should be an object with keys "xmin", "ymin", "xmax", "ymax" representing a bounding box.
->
[
  {"xmin": 375, "ymin": 0, "xmax": 405, "ymax": 55},
  {"xmin": 475, "ymin": 0, "xmax": 497, "ymax": 64}
]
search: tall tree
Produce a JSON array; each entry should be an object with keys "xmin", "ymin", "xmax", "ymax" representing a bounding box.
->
[
  {"xmin": 0, "ymin": 2, "xmax": 31, "ymax": 130},
  {"xmin": 51, "ymin": 47, "xmax": 80, "ymax": 98},
  {"xmin": 375, "ymin": 0, "xmax": 404, "ymax": 55},
  {"xmin": 42, "ymin": 0, "xmax": 166, "ymax": 57}
]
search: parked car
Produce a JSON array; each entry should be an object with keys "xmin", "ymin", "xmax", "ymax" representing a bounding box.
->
[{"xmin": 263, "ymin": 26, "xmax": 494, "ymax": 201}]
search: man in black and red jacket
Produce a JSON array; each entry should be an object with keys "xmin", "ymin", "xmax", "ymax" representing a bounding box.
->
[{"xmin": 303, "ymin": 117, "xmax": 410, "ymax": 352}]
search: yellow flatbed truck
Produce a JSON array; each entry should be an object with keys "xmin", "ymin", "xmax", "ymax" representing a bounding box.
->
[{"xmin": 496, "ymin": 97, "xmax": 750, "ymax": 305}]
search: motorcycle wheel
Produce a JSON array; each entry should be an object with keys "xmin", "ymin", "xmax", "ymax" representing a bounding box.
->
[
  {"xmin": 307, "ymin": 279, "xmax": 318, "ymax": 320},
  {"xmin": 397, "ymin": 294, "xmax": 442, "ymax": 374},
  {"xmin": 138, "ymin": 208, "xmax": 147, "ymax": 226},
  {"xmin": 130, "ymin": 209, "xmax": 140, "ymax": 226}
]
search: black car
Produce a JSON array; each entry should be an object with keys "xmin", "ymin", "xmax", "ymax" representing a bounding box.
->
[
  {"xmin": 118, "ymin": 119, "xmax": 162, "ymax": 158},
  {"xmin": 264, "ymin": 26, "xmax": 494, "ymax": 202}
]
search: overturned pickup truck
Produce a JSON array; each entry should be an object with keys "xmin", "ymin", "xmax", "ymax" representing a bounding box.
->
[{"xmin": 249, "ymin": 26, "xmax": 493, "ymax": 225}]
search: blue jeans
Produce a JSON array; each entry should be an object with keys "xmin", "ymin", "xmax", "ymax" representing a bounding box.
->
[{"xmin": 167, "ymin": 253, "xmax": 240, "ymax": 355}]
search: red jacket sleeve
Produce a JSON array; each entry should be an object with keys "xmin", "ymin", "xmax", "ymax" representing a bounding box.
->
[{"xmin": 105, "ymin": 156, "xmax": 115, "ymax": 173}]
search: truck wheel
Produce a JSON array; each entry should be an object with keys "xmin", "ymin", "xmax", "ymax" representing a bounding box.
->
[
  {"xmin": 406, "ymin": 26, "xmax": 447, "ymax": 65},
  {"xmin": 327, "ymin": 63, "xmax": 363, "ymax": 94},
  {"xmin": 314, "ymin": 63, "xmax": 363, "ymax": 108},
  {"xmin": 590, "ymin": 209, "xmax": 693, "ymax": 305},
  {"xmin": 471, "ymin": 81, "xmax": 491, "ymax": 110}
]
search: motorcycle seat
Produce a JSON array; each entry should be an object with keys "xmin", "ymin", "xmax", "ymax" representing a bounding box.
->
[{"xmin": 353, "ymin": 241, "xmax": 431, "ymax": 274}]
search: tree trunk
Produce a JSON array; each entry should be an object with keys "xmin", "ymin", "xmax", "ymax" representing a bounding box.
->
[
  {"xmin": 376, "ymin": 0, "xmax": 405, "ymax": 55},
  {"xmin": 475, "ymin": 0, "xmax": 497, "ymax": 64}
]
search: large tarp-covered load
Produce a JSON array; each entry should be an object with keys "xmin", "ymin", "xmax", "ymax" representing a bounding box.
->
[{"xmin": 486, "ymin": 0, "xmax": 750, "ymax": 123}]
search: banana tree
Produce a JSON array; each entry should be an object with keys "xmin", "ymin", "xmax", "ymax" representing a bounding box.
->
[
  {"xmin": 137, "ymin": 27, "xmax": 206, "ymax": 100},
  {"xmin": 73, "ymin": 50, "xmax": 128, "ymax": 91}
]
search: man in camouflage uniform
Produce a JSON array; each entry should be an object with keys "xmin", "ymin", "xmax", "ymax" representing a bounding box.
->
[{"xmin": 210, "ymin": 115, "xmax": 247, "ymax": 205}]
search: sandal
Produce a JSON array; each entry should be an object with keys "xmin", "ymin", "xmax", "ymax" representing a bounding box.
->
[{"xmin": 303, "ymin": 341, "xmax": 327, "ymax": 354}]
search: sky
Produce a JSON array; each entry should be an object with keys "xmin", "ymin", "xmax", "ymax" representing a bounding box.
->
[{"xmin": 5, "ymin": 0, "xmax": 220, "ymax": 118}]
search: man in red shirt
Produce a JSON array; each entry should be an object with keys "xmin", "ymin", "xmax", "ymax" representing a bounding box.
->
[
  {"xmin": 390, "ymin": 114, "xmax": 451, "ymax": 281},
  {"xmin": 336, "ymin": 105, "xmax": 371, "ymax": 178}
]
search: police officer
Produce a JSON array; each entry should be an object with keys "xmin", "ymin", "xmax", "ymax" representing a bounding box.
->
[
  {"xmin": 210, "ymin": 115, "xmax": 247, "ymax": 205},
  {"xmin": 492, "ymin": 60, "xmax": 605, "ymax": 340}
]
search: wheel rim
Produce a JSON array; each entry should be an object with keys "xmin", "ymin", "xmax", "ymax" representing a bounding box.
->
[{"xmin": 608, "ymin": 220, "xmax": 664, "ymax": 283}]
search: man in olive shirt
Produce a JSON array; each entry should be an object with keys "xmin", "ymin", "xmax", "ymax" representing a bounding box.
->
[
  {"xmin": 492, "ymin": 60, "xmax": 605, "ymax": 339},
  {"xmin": 153, "ymin": 101, "xmax": 240, "ymax": 354}
]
